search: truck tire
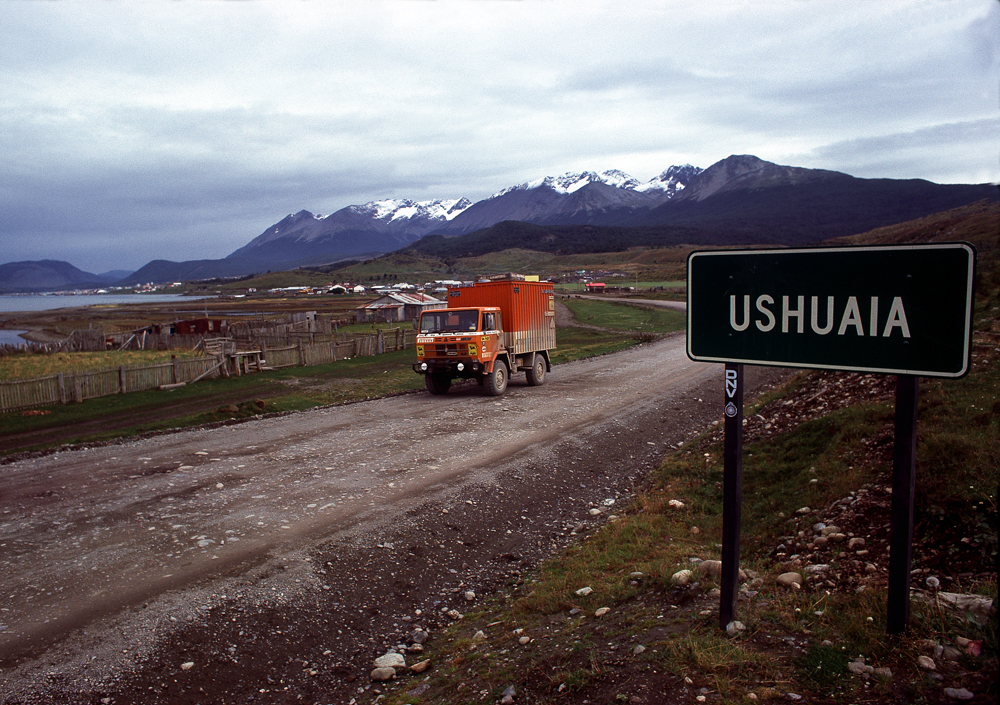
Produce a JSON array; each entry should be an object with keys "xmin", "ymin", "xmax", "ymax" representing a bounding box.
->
[
  {"xmin": 486, "ymin": 361, "xmax": 508, "ymax": 396},
  {"xmin": 425, "ymin": 372, "xmax": 451, "ymax": 395},
  {"xmin": 526, "ymin": 354, "xmax": 546, "ymax": 386}
]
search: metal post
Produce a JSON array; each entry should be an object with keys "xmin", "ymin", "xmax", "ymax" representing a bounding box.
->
[
  {"xmin": 720, "ymin": 363, "xmax": 744, "ymax": 629},
  {"xmin": 887, "ymin": 374, "xmax": 919, "ymax": 634}
]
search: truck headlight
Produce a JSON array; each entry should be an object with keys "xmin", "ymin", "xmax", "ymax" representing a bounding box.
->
[
  {"xmin": 420, "ymin": 362, "xmax": 428, "ymax": 371},
  {"xmin": 457, "ymin": 363, "xmax": 465, "ymax": 372}
]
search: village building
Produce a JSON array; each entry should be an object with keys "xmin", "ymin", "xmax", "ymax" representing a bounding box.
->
[{"xmin": 356, "ymin": 291, "xmax": 445, "ymax": 324}]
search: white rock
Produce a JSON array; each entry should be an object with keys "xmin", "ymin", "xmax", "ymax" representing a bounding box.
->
[
  {"xmin": 725, "ymin": 620, "xmax": 745, "ymax": 637},
  {"xmin": 473, "ymin": 630, "xmax": 486, "ymax": 640},
  {"xmin": 777, "ymin": 572, "xmax": 803, "ymax": 589},
  {"xmin": 464, "ymin": 591, "xmax": 476, "ymax": 601},
  {"xmin": 374, "ymin": 652, "xmax": 405, "ymax": 669},
  {"xmin": 594, "ymin": 607, "xmax": 610, "ymax": 617},
  {"xmin": 518, "ymin": 636, "xmax": 531, "ymax": 645},
  {"xmin": 917, "ymin": 655, "xmax": 936, "ymax": 671},
  {"xmin": 370, "ymin": 667, "xmax": 396, "ymax": 681},
  {"xmin": 410, "ymin": 659, "xmax": 431, "ymax": 673},
  {"xmin": 668, "ymin": 499, "xmax": 685, "ymax": 509},
  {"xmin": 575, "ymin": 586, "xmax": 593, "ymax": 596},
  {"xmin": 670, "ymin": 569, "xmax": 693, "ymax": 586},
  {"xmin": 180, "ymin": 661, "xmax": 195, "ymax": 671}
]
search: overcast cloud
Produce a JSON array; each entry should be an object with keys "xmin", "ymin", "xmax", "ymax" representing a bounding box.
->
[{"xmin": 1, "ymin": 0, "xmax": 997, "ymax": 273}]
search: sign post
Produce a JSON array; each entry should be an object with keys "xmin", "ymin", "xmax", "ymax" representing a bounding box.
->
[
  {"xmin": 687, "ymin": 244, "xmax": 976, "ymax": 634},
  {"xmin": 720, "ymin": 363, "xmax": 744, "ymax": 629},
  {"xmin": 887, "ymin": 375, "xmax": 919, "ymax": 634}
]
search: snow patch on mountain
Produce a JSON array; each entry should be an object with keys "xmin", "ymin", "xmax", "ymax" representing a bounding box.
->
[
  {"xmin": 492, "ymin": 166, "xmax": 700, "ymax": 200},
  {"xmin": 342, "ymin": 197, "xmax": 472, "ymax": 222},
  {"xmin": 635, "ymin": 164, "xmax": 703, "ymax": 194}
]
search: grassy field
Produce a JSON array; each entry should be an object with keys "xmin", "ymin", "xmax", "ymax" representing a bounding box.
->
[{"xmin": 561, "ymin": 297, "xmax": 686, "ymax": 334}]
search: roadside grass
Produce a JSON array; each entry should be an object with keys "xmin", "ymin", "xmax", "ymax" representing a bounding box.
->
[
  {"xmin": 561, "ymin": 297, "xmax": 685, "ymax": 334},
  {"xmin": 371, "ymin": 315, "xmax": 998, "ymax": 705},
  {"xmin": 548, "ymin": 326, "xmax": 637, "ymax": 364}
]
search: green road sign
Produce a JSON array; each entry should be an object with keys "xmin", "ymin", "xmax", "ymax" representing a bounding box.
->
[{"xmin": 687, "ymin": 244, "xmax": 976, "ymax": 378}]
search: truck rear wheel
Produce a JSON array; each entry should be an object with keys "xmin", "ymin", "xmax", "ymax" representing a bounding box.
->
[
  {"xmin": 526, "ymin": 355, "xmax": 546, "ymax": 386},
  {"xmin": 425, "ymin": 372, "xmax": 451, "ymax": 395},
  {"xmin": 486, "ymin": 361, "xmax": 508, "ymax": 396}
]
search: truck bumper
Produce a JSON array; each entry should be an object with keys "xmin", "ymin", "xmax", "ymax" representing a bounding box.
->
[{"xmin": 413, "ymin": 360, "xmax": 484, "ymax": 378}]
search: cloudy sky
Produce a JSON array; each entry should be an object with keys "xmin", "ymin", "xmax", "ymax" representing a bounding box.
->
[{"xmin": 2, "ymin": 0, "xmax": 997, "ymax": 274}]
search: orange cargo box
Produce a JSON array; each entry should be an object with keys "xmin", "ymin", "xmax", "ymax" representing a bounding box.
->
[{"xmin": 446, "ymin": 280, "xmax": 556, "ymax": 355}]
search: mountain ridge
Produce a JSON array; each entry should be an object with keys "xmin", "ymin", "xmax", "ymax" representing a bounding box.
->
[{"xmin": 2, "ymin": 155, "xmax": 996, "ymax": 290}]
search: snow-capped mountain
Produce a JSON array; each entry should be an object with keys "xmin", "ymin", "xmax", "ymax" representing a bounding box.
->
[
  {"xmin": 229, "ymin": 165, "xmax": 702, "ymax": 263},
  {"xmin": 95, "ymin": 154, "xmax": 997, "ymax": 285},
  {"xmin": 635, "ymin": 164, "xmax": 703, "ymax": 196},
  {"xmin": 226, "ymin": 197, "xmax": 473, "ymax": 264},
  {"xmin": 349, "ymin": 197, "xmax": 472, "ymax": 223},
  {"xmin": 434, "ymin": 165, "xmax": 703, "ymax": 233}
]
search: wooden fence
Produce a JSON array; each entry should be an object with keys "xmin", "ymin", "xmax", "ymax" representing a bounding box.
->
[{"xmin": 0, "ymin": 328, "xmax": 418, "ymax": 413}]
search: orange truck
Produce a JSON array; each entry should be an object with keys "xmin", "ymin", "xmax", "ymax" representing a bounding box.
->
[{"xmin": 413, "ymin": 277, "xmax": 556, "ymax": 396}]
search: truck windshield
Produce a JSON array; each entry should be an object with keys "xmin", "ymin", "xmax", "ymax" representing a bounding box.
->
[{"xmin": 420, "ymin": 310, "xmax": 480, "ymax": 333}]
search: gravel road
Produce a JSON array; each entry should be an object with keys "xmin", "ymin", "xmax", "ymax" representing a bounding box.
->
[{"xmin": 0, "ymin": 329, "xmax": 788, "ymax": 703}]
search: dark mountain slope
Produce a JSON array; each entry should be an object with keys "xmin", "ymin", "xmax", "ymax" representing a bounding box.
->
[
  {"xmin": 0, "ymin": 260, "xmax": 107, "ymax": 294},
  {"xmin": 640, "ymin": 156, "xmax": 997, "ymax": 243}
]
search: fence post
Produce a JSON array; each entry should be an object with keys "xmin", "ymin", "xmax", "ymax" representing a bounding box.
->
[
  {"xmin": 72, "ymin": 372, "xmax": 83, "ymax": 403},
  {"xmin": 58, "ymin": 372, "xmax": 67, "ymax": 404},
  {"xmin": 119, "ymin": 365, "xmax": 127, "ymax": 394},
  {"xmin": 171, "ymin": 356, "xmax": 180, "ymax": 384}
]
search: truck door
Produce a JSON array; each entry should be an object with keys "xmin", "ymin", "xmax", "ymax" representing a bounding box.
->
[{"xmin": 482, "ymin": 311, "xmax": 504, "ymax": 361}]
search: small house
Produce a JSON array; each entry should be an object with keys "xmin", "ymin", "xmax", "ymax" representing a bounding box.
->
[{"xmin": 357, "ymin": 292, "xmax": 445, "ymax": 324}]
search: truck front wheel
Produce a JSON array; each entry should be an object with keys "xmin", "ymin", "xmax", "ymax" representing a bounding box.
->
[
  {"xmin": 526, "ymin": 355, "xmax": 546, "ymax": 386},
  {"xmin": 486, "ymin": 361, "xmax": 508, "ymax": 396},
  {"xmin": 425, "ymin": 372, "xmax": 451, "ymax": 395}
]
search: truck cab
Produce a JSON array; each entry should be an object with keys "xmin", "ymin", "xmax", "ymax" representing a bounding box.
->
[{"xmin": 414, "ymin": 306, "xmax": 510, "ymax": 395}]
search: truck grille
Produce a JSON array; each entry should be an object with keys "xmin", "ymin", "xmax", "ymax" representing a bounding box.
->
[{"xmin": 428, "ymin": 343, "xmax": 461, "ymax": 357}]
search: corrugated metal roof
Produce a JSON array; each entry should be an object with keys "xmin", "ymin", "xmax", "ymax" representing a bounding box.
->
[{"xmin": 358, "ymin": 292, "xmax": 443, "ymax": 309}]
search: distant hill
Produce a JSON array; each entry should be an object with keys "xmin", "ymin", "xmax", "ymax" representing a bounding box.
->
[
  {"xmin": 115, "ymin": 258, "xmax": 267, "ymax": 287},
  {"xmin": 635, "ymin": 156, "xmax": 998, "ymax": 243},
  {"xmin": 0, "ymin": 260, "xmax": 111, "ymax": 294}
]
